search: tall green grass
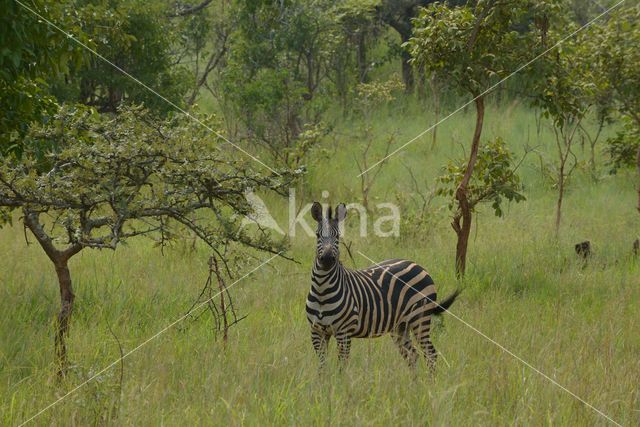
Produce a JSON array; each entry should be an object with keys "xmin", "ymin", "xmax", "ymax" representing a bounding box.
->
[{"xmin": 1, "ymin": 100, "xmax": 639, "ymax": 426}]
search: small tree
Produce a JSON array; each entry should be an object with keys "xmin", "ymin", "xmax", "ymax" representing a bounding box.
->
[
  {"xmin": 606, "ymin": 117, "xmax": 640, "ymax": 174},
  {"xmin": 353, "ymin": 78, "xmax": 403, "ymax": 211},
  {"xmin": 530, "ymin": 23, "xmax": 594, "ymax": 237},
  {"xmin": 169, "ymin": 0, "xmax": 234, "ymax": 108},
  {"xmin": 436, "ymin": 137, "xmax": 525, "ymax": 275},
  {"xmin": 587, "ymin": 4, "xmax": 640, "ymax": 214},
  {"xmin": 0, "ymin": 105, "xmax": 296, "ymax": 376},
  {"xmin": 334, "ymin": 0, "xmax": 382, "ymax": 87},
  {"xmin": 377, "ymin": 0, "xmax": 437, "ymax": 92},
  {"xmin": 407, "ymin": 0, "xmax": 535, "ymax": 276},
  {"xmin": 219, "ymin": 0, "xmax": 337, "ymax": 168},
  {"xmin": 575, "ymin": 25, "xmax": 615, "ymax": 182}
]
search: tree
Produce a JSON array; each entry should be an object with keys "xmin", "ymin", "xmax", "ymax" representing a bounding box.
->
[
  {"xmin": 0, "ymin": 105, "xmax": 296, "ymax": 376},
  {"xmin": 587, "ymin": 4, "xmax": 640, "ymax": 215},
  {"xmin": 353, "ymin": 78, "xmax": 403, "ymax": 211},
  {"xmin": 334, "ymin": 0, "xmax": 381, "ymax": 87},
  {"xmin": 53, "ymin": 0, "xmax": 191, "ymax": 114},
  {"xmin": 407, "ymin": 0, "xmax": 535, "ymax": 277},
  {"xmin": 218, "ymin": 0, "xmax": 339, "ymax": 167},
  {"xmin": 1, "ymin": 0, "xmax": 196, "ymax": 156},
  {"xmin": 169, "ymin": 0, "xmax": 233, "ymax": 107},
  {"xmin": 377, "ymin": 0, "xmax": 437, "ymax": 92},
  {"xmin": 0, "ymin": 0, "xmax": 87, "ymax": 155},
  {"xmin": 606, "ymin": 117, "xmax": 640, "ymax": 175},
  {"xmin": 436, "ymin": 136, "xmax": 525, "ymax": 243},
  {"xmin": 529, "ymin": 15, "xmax": 597, "ymax": 237}
]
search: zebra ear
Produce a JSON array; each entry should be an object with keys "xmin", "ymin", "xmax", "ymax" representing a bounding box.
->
[
  {"xmin": 311, "ymin": 202, "xmax": 323, "ymax": 222},
  {"xmin": 336, "ymin": 203, "xmax": 347, "ymax": 222}
]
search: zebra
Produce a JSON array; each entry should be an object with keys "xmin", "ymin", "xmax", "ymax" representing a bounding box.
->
[{"xmin": 306, "ymin": 202, "xmax": 460, "ymax": 371}]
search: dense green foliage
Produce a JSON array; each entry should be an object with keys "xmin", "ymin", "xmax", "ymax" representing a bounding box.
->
[
  {"xmin": 0, "ymin": 1, "xmax": 86, "ymax": 154},
  {"xmin": 54, "ymin": 0, "xmax": 191, "ymax": 113},
  {"xmin": 436, "ymin": 136, "xmax": 525, "ymax": 217},
  {"xmin": 408, "ymin": 0, "xmax": 531, "ymax": 97},
  {"xmin": 607, "ymin": 117, "xmax": 640, "ymax": 173}
]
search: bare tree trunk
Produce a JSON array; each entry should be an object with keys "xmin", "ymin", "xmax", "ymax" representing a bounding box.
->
[
  {"xmin": 453, "ymin": 96, "xmax": 485, "ymax": 278},
  {"xmin": 555, "ymin": 165, "xmax": 564, "ymax": 238},
  {"xmin": 416, "ymin": 64, "xmax": 426, "ymax": 100},
  {"xmin": 452, "ymin": 195, "xmax": 472, "ymax": 278},
  {"xmin": 23, "ymin": 210, "xmax": 81, "ymax": 377},
  {"xmin": 636, "ymin": 144, "xmax": 640, "ymax": 215},
  {"xmin": 187, "ymin": 41, "xmax": 228, "ymax": 107},
  {"xmin": 429, "ymin": 73, "xmax": 440, "ymax": 149},
  {"xmin": 54, "ymin": 259, "xmax": 75, "ymax": 377},
  {"xmin": 400, "ymin": 49, "xmax": 414, "ymax": 93},
  {"xmin": 552, "ymin": 119, "xmax": 580, "ymax": 238},
  {"xmin": 356, "ymin": 31, "xmax": 368, "ymax": 83}
]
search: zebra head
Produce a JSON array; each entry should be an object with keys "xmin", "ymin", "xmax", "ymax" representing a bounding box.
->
[{"xmin": 311, "ymin": 202, "xmax": 347, "ymax": 270}]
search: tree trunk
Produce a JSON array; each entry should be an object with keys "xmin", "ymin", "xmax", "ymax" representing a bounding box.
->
[
  {"xmin": 453, "ymin": 194, "xmax": 472, "ymax": 278},
  {"xmin": 187, "ymin": 41, "xmax": 227, "ymax": 107},
  {"xmin": 416, "ymin": 63, "xmax": 426, "ymax": 100},
  {"xmin": 54, "ymin": 259, "xmax": 75, "ymax": 377},
  {"xmin": 384, "ymin": 18, "xmax": 414, "ymax": 93},
  {"xmin": 429, "ymin": 73, "xmax": 440, "ymax": 149},
  {"xmin": 636, "ymin": 144, "xmax": 640, "ymax": 215},
  {"xmin": 555, "ymin": 170, "xmax": 564, "ymax": 238},
  {"xmin": 22, "ymin": 210, "xmax": 81, "ymax": 377},
  {"xmin": 356, "ymin": 31, "xmax": 368, "ymax": 83},
  {"xmin": 400, "ymin": 49, "xmax": 414, "ymax": 93},
  {"xmin": 453, "ymin": 96, "xmax": 485, "ymax": 278}
]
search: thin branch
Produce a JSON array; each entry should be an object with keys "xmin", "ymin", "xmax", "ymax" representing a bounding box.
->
[
  {"xmin": 169, "ymin": 0, "xmax": 214, "ymax": 17},
  {"xmin": 105, "ymin": 316, "xmax": 124, "ymax": 412}
]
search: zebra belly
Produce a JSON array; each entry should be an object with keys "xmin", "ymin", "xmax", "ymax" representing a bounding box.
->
[
  {"xmin": 349, "ymin": 289, "xmax": 436, "ymax": 338},
  {"xmin": 306, "ymin": 298, "xmax": 359, "ymax": 335}
]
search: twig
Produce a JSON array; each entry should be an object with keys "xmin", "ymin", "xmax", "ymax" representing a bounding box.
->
[
  {"xmin": 341, "ymin": 240, "xmax": 358, "ymax": 269},
  {"xmin": 105, "ymin": 316, "xmax": 124, "ymax": 417}
]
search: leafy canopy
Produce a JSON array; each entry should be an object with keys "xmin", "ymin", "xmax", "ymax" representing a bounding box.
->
[
  {"xmin": 436, "ymin": 137, "xmax": 525, "ymax": 217},
  {"xmin": 53, "ymin": 0, "xmax": 191, "ymax": 114},
  {"xmin": 406, "ymin": 0, "xmax": 541, "ymax": 96},
  {"xmin": 1, "ymin": 0, "xmax": 194, "ymax": 155},
  {"xmin": 0, "ymin": 105, "xmax": 298, "ymax": 256},
  {"xmin": 0, "ymin": 0, "xmax": 88, "ymax": 155}
]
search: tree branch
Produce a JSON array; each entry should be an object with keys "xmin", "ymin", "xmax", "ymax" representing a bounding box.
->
[{"xmin": 169, "ymin": 0, "xmax": 214, "ymax": 17}]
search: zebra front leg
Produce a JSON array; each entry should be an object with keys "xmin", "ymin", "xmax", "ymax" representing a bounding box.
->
[
  {"xmin": 336, "ymin": 335, "xmax": 351, "ymax": 369},
  {"xmin": 311, "ymin": 329, "xmax": 329, "ymax": 371}
]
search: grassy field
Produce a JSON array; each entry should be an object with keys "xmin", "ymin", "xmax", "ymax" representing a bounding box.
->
[{"xmin": 1, "ymin": 100, "xmax": 639, "ymax": 426}]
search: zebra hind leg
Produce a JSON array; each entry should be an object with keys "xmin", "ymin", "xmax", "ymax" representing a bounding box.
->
[
  {"xmin": 391, "ymin": 327, "xmax": 418, "ymax": 368},
  {"xmin": 411, "ymin": 316, "xmax": 437, "ymax": 374}
]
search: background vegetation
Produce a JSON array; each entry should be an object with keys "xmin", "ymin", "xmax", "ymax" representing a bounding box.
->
[{"xmin": 1, "ymin": 0, "xmax": 639, "ymax": 425}]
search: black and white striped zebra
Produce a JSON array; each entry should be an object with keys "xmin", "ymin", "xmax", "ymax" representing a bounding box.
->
[{"xmin": 306, "ymin": 202, "xmax": 459, "ymax": 370}]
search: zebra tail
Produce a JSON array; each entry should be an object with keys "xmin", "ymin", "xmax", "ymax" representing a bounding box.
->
[{"xmin": 430, "ymin": 289, "xmax": 461, "ymax": 315}]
